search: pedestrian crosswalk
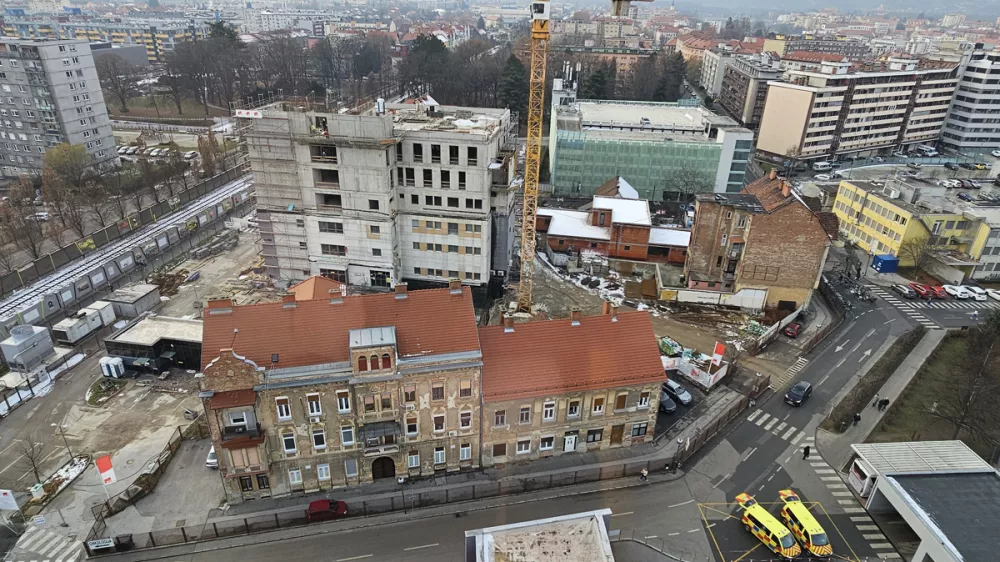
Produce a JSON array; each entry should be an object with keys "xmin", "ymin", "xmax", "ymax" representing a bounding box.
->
[
  {"xmin": 746, "ymin": 409, "xmax": 809, "ymax": 445},
  {"xmin": 5, "ymin": 524, "xmax": 81, "ymax": 562},
  {"xmin": 869, "ymin": 287, "xmax": 939, "ymax": 328},
  {"xmin": 771, "ymin": 357, "xmax": 808, "ymax": 390}
]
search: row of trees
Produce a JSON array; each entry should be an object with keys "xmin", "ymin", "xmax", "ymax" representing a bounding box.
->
[{"xmin": 0, "ymin": 134, "xmax": 231, "ymax": 272}]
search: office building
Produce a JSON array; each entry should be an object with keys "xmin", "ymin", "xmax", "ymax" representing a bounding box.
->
[
  {"xmin": 756, "ymin": 58, "xmax": 958, "ymax": 166},
  {"xmin": 942, "ymin": 48, "xmax": 1000, "ymax": 150},
  {"xmin": 0, "ymin": 38, "xmax": 117, "ymax": 179},
  {"xmin": 244, "ymin": 97, "xmax": 517, "ymax": 290},
  {"xmin": 762, "ymin": 35, "xmax": 872, "ymax": 58},
  {"xmin": 718, "ymin": 53, "xmax": 782, "ymax": 130},
  {"xmin": 700, "ymin": 49, "xmax": 733, "ymax": 98},
  {"xmin": 548, "ymin": 76, "xmax": 754, "ymax": 197}
]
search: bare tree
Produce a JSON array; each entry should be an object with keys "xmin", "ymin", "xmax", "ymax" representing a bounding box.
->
[
  {"xmin": 44, "ymin": 219, "xmax": 68, "ymax": 249},
  {"xmin": 17, "ymin": 433, "xmax": 46, "ymax": 485},
  {"xmin": 923, "ymin": 319, "xmax": 1000, "ymax": 444},
  {"xmin": 83, "ymin": 181, "xmax": 113, "ymax": 229},
  {"xmin": 0, "ymin": 231, "xmax": 16, "ymax": 273},
  {"xmin": 95, "ymin": 54, "xmax": 139, "ymax": 113},
  {"xmin": 662, "ymin": 163, "xmax": 717, "ymax": 201},
  {"xmin": 1, "ymin": 179, "xmax": 48, "ymax": 259},
  {"xmin": 898, "ymin": 236, "xmax": 933, "ymax": 271},
  {"xmin": 104, "ymin": 167, "xmax": 139, "ymax": 220}
]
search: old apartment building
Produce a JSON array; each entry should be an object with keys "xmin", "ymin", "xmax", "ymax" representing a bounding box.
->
[
  {"xmin": 756, "ymin": 57, "xmax": 958, "ymax": 165},
  {"xmin": 479, "ymin": 308, "xmax": 665, "ymax": 465},
  {"xmin": 199, "ymin": 282, "xmax": 482, "ymax": 503},
  {"xmin": 244, "ymin": 98, "xmax": 517, "ymax": 293},
  {"xmin": 718, "ymin": 54, "xmax": 782, "ymax": 130},
  {"xmin": 0, "ymin": 38, "xmax": 117, "ymax": 178},
  {"xmin": 199, "ymin": 279, "xmax": 668, "ymax": 502},
  {"xmin": 686, "ymin": 171, "xmax": 837, "ymax": 310}
]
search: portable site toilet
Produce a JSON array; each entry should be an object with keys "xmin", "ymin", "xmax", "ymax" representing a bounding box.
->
[{"xmin": 99, "ymin": 356, "xmax": 126, "ymax": 379}]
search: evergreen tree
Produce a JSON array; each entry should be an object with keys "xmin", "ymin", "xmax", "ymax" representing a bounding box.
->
[
  {"xmin": 498, "ymin": 55, "xmax": 528, "ymax": 120},
  {"xmin": 477, "ymin": 16, "xmax": 486, "ymax": 30}
]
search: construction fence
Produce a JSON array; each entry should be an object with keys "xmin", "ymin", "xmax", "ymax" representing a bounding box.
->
[{"xmin": 85, "ymin": 395, "xmax": 751, "ymax": 558}]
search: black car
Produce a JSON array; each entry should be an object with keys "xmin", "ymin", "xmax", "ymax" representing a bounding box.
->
[
  {"xmin": 784, "ymin": 381, "xmax": 813, "ymax": 406},
  {"xmin": 945, "ymin": 162, "xmax": 959, "ymax": 170},
  {"xmin": 659, "ymin": 392, "xmax": 678, "ymax": 414},
  {"xmin": 892, "ymin": 284, "xmax": 917, "ymax": 299},
  {"xmin": 960, "ymin": 162, "xmax": 977, "ymax": 170}
]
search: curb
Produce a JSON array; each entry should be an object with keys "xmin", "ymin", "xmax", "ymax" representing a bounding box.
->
[{"xmin": 24, "ymin": 454, "xmax": 93, "ymax": 518}]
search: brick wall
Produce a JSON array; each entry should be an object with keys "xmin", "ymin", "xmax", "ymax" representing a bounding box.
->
[
  {"xmin": 686, "ymin": 200, "xmax": 727, "ymax": 279},
  {"xmin": 609, "ymin": 225, "xmax": 650, "ymax": 260}
]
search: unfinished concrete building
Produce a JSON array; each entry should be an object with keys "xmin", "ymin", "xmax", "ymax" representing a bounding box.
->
[{"xmin": 242, "ymin": 97, "xmax": 517, "ymax": 294}]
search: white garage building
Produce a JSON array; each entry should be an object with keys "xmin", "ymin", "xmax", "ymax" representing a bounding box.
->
[{"xmin": 849, "ymin": 441, "xmax": 999, "ymax": 562}]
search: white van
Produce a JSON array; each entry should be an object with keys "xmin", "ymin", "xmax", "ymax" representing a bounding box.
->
[
  {"xmin": 812, "ymin": 161, "xmax": 832, "ymax": 172},
  {"xmin": 915, "ymin": 145, "xmax": 938, "ymax": 157}
]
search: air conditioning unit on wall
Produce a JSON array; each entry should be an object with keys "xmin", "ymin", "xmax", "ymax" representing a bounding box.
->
[
  {"xmin": 310, "ymin": 416, "xmax": 320, "ymax": 423},
  {"xmin": 448, "ymin": 430, "xmax": 458, "ymax": 437},
  {"xmin": 405, "ymin": 404, "xmax": 416, "ymax": 410}
]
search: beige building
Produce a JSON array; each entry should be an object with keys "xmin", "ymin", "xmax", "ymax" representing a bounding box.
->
[
  {"xmin": 756, "ymin": 57, "xmax": 958, "ymax": 165},
  {"xmin": 199, "ymin": 281, "xmax": 483, "ymax": 503},
  {"xmin": 479, "ymin": 309, "xmax": 665, "ymax": 465}
]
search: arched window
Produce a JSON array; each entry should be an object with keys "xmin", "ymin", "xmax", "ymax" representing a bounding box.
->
[
  {"xmin": 358, "ymin": 356, "xmax": 368, "ymax": 371},
  {"xmin": 382, "ymin": 353, "xmax": 392, "ymax": 369},
  {"xmin": 370, "ymin": 354, "xmax": 380, "ymax": 370}
]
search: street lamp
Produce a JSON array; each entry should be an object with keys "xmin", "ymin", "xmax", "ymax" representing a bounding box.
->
[
  {"xmin": 50, "ymin": 423, "xmax": 74, "ymax": 462},
  {"xmin": 397, "ymin": 476, "xmax": 407, "ymax": 514}
]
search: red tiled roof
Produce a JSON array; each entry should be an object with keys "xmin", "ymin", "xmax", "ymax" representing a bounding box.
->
[
  {"xmin": 817, "ymin": 212, "xmax": 840, "ymax": 239},
  {"xmin": 201, "ymin": 287, "xmax": 480, "ymax": 370},
  {"xmin": 210, "ymin": 389, "xmax": 257, "ymax": 410},
  {"xmin": 479, "ymin": 311, "xmax": 665, "ymax": 402},
  {"xmin": 289, "ymin": 275, "xmax": 343, "ymax": 301},
  {"xmin": 742, "ymin": 176, "xmax": 793, "ymax": 212}
]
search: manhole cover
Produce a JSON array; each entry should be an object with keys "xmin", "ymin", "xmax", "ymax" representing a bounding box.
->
[{"xmin": 125, "ymin": 459, "xmax": 135, "ymax": 466}]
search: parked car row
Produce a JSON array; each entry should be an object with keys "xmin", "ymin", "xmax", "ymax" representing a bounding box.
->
[
  {"xmin": 116, "ymin": 145, "xmax": 200, "ymax": 160},
  {"xmin": 659, "ymin": 378, "xmax": 694, "ymax": 414},
  {"xmin": 894, "ymin": 283, "xmax": 1000, "ymax": 301}
]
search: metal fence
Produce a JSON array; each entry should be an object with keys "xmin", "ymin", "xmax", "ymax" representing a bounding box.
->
[
  {"xmin": 85, "ymin": 396, "xmax": 751, "ymax": 557},
  {"xmin": 0, "ymin": 167, "xmax": 248, "ymax": 299}
]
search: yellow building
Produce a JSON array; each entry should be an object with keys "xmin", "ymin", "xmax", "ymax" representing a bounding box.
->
[{"xmin": 832, "ymin": 180, "xmax": 994, "ymax": 272}]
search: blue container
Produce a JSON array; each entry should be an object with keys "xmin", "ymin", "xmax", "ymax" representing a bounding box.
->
[{"xmin": 871, "ymin": 254, "xmax": 899, "ymax": 274}]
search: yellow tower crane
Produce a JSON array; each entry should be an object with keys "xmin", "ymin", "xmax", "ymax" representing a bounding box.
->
[{"xmin": 515, "ymin": 0, "xmax": 551, "ymax": 313}]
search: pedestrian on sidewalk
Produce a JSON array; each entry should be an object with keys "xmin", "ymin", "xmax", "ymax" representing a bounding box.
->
[
  {"xmin": 640, "ymin": 468, "xmax": 648, "ymax": 481},
  {"xmin": 853, "ymin": 412, "xmax": 861, "ymax": 426},
  {"xmin": 872, "ymin": 394, "xmax": 880, "ymax": 408},
  {"xmin": 879, "ymin": 398, "xmax": 890, "ymax": 411},
  {"xmin": 803, "ymin": 446, "xmax": 811, "ymax": 460}
]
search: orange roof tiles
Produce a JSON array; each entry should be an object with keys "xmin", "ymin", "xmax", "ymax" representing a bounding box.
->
[
  {"xmin": 479, "ymin": 311, "xmax": 665, "ymax": 402},
  {"xmin": 742, "ymin": 176, "xmax": 793, "ymax": 212},
  {"xmin": 289, "ymin": 275, "xmax": 343, "ymax": 301},
  {"xmin": 210, "ymin": 389, "xmax": 257, "ymax": 409},
  {"xmin": 201, "ymin": 287, "xmax": 480, "ymax": 370}
]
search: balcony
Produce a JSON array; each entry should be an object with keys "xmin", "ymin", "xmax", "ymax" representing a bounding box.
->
[
  {"xmin": 222, "ymin": 423, "xmax": 263, "ymax": 442},
  {"xmin": 363, "ymin": 443, "xmax": 400, "ymax": 457}
]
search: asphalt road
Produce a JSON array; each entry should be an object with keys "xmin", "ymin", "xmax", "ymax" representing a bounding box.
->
[{"xmin": 868, "ymin": 284, "xmax": 994, "ymax": 329}]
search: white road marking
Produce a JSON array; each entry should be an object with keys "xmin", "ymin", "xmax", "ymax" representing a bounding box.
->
[
  {"xmin": 774, "ymin": 422, "xmax": 787, "ymax": 433},
  {"xmin": 809, "ymin": 461, "xmax": 827, "ymax": 468},
  {"xmin": 832, "ymin": 491, "xmax": 854, "ymax": 497},
  {"xmin": 712, "ymin": 474, "xmax": 730, "ymax": 489},
  {"xmin": 863, "ymin": 533, "xmax": 886, "ymax": 540},
  {"xmin": 816, "ymin": 374, "xmax": 830, "ymax": 387},
  {"xmin": 337, "ymin": 555, "xmax": 374, "ymax": 561},
  {"xmin": 878, "ymin": 553, "xmax": 902, "ymax": 559},
  {"xmin": 53, "ymin": 541, "xmax": 80, "ymax": 561},
  {"xmin": 827, "ymin": 483, "xmax": 848, "ymax": 490},
  {"xmin": 782, "ymin": 413, "xmax": 790, "ymax": 421},
  {"xmin": 644, "ymin": 535, "xmax": 658, "ymax": 539},
  {"xmin": 791, "ymin": 432, "xmax": 805, "ymax": 445},
  {"xmin": 747, "ymin": 409, "xmax": 763, "ymax": 422},
  {"xmin": 755, "ymin": 413, "xmax": 770, "ymax": 426},
  {"xmin": 767, "ymin": 474, "xmax": 774, "ymax": 482},
  {"xmin": 0, "ymin": 439, "xmax": 23, "ymax": 456},
  {"xmin": 403, "ymin": 544, "xmax": 439, "ymax": 551},
  {"xmin": 742, "ymin": 448, "xmax": 757, "ymax": 462},
  {"xmin": 870, "ymin": 543, "xmax": 895, "ymax": 549},
  {"xmin": 668, "ymin": 500, "xmax": 694, "ymax": 508},
  {"xmin": 763, "ymin": 418, "xmax": 778, "ymax": 431},
  {"xmin": 781, "ymin": 427, "xmax": 797, "ymax": 440},
  {"xmin": 612, "ymin": 511, "xmax": 634, "ymax": 517},
  {"xmin": 820, "ymin": 476, "xmax": 842, "ymax": 481},
  {"xmin": 856, "ymin": 525, "xmax": 881, "ymax": 531},
  {"xmin": 668, "ymin": 532, "xmax": 680, "ymax": 536},
  {"xmin": 843, "ymin": 507, "xmax": 867, "ymax": 513},
  {"xmin": 687, "ymin": 529, "xmax": 699, "ymax": 533},
  {"xmin": 837, "ymin": 499, "xmax": 859, "ymax": 506},
  {"xmin": 814, "ymin": 468, "xmax": 836, "ymax": 474},
  {"xmin": 850, "ymin": 516, "xmax": 874, "ymax": 522}
]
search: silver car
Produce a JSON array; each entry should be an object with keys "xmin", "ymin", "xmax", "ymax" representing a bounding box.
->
[{"xmin": 663, "ymin": 379, "xmax": 693, "ymax": 405}]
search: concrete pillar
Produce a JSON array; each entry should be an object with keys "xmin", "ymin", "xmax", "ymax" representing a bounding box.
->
[{"xmin": 912, "ymin": 541, "xmax": 930, "ymax": 562}]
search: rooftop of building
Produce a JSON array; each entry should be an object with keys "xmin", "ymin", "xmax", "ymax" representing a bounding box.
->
[
  {"xmin": 108, "ymin": 315, "xmax": 204, "ymax": 347},
  {"xmin": 782, "ymin": 50, "xmax": 850, "ymax": 62},
  {"xmin": 851, "ymin": 440, "xmax": 992, "ymax": 475},
  {"xmin": 573, "ymin": 100, "xmax": 739, "ymax": 132},
  {"xmin": 593, "ymin": 195, "xmax": 651, "ymax": 226},
  {"xmin": 465, "ymin": 509, "xmax": 615, "ymax": 562},
  {"xmin": 388, "ymin": 104, "xmax": 508, "ymax": 137},
  {"xmin": 288, "ymin": 275, "xmax": 343, "ymax": 301},
  {"xmin": 0, "ymin": 37, "xmax": 92, "ymax": 46},
  {"xmin": 105, "ymin": 284, "xmax": 160, "ymax": 305},
  {"xmin": 201, "ymin": 285, "xmax": 479, "ymax": 371},
  {"xmin": 479, "ymin": 310, "xmax": 665, "ymax": 401},
  {"xmin": 699, "ymin": 174, "xmax": 839, "ymax": 237}
]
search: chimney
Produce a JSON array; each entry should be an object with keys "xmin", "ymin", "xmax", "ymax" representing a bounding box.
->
[
  {"xmin": 601, "ymin": 300, "xmax": 612, "ymax": 316},
  {"xmin": 449, "ymin": 278, "xmax": 462, "ymax": 294},
  {"xmin": 206, "ymin": 298, "xmax": 233, "ymax": 315},
  {"xmin": 781, "ymin": 181, "xmax": 791, "ymax": 198},
  {"xmin": 281, "ymin": 294, "xmax": 296, "ymax": 309},
  {"xmin": 503, "ymin": 316, "xmax": 515, "ymax": 333},
  {"xmin": 570, "ymin": 307, "xmax": 581, "ymax": 326},
  {"xmin": 610, "ymin": 304, "xmax": 619, "ymax": 322},
  {"xmin": 395, "ymin": 282, "xmax": 408, "ymax": 300},
  {"xmin": 769, "ymin": 168, "xmax": 777, "ymax": 181}
]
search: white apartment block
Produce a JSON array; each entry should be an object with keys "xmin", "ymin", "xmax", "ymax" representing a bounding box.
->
[
  {"xmin": 942, "ymin": 49, "xmax": 1000, "ymax": 150},
  {"xmin": 756, "ymin": 58, "xmax": 958, "ymax": 165},
  {"xmin": 246, "ymin": 100, "xmax": 517, "ymax": 292},
  {"xmin": 700, "ymin": 49, "xmax": 732, "ymax": 99}
]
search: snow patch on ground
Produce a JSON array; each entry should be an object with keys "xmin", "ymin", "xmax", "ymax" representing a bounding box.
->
[{"xmin": 45, "ymin": 456, "xmax": 89, "ymax": 498}]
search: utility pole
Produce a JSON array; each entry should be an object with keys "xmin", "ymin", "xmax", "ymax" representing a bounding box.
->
[{"xmin": 50, "ymin": 424, "xmax": 73, "ymax": 462}]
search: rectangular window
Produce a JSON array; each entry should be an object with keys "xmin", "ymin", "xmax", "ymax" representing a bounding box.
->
[
  {"xmin": 449, "ymin": 145, "xmax": 459, "ymax": 164},
  {"xmin": 540, "ymin": 436, "xmax": 555, "ymax": 450},
  {"xmin": 516, "ymin": 439, "xmax": 531, "ymax": 454},
  {"xmin": 337, "ymin": 391, "xmax": 350, "ymax": 413},
  {"xmin": 406, "ymin": 416, "xmax": 418, "ymax": 435},
  {"xmin": 404, "ymin": 385, "xmax": 416, "ymax": 403},
  {"xmin": 422, "ymin": 168, "xmax": 432, "ymax": 187},
  {"xmin": 341, "ymin": 426, "xmax": 355, "ymax": 446},
  {"xmin": 631, "ymin": 423, "xmax": 648, "ymax": 437},
  {"xmin": 288, "ymin": 469, "xmax": 302, "ymax": 485},
  {"xmin": 494, "ymin": 410, "xmax": 506, "ymax": 426},
  {"xmin": 459, "ymin": 379, "xmax": 472, "ymax": 398},
  {"xmin": 345, "ymin": 458, "xmax": 358, "ymax": 478},
  {"xmin": 368, "ymin": 199, "xmax": 379, "ymax": 210},
  {"xmin": 519, "ymin": 406, "xmax": 531, "ymax": 423},
  {"xmin": 413, "ymin": 143, "xmax": 423, "ymax": 162},
  {"xmin": 364, "ymin": 395, "xmax": 376, "ymax": 413},
  {"xmin": 460, "ymin": 411, "xmax": 472, "ymax": 429},
  {"xmin": 448, "ymin": 245, "xmax": 458, "ymax": 253},
  {"xmin": 592, "ymin": 397, "xmax": 605, "ymax": 415},
  {"xmin": 615, "ymin": 394, "xmax": 627, "ymax": 410},
  {"xmin": 543, "ymin": 402, "xmax": 555, "ymax": 421},
  {"xmin": 458, "ymin": 171, "xmax": 466, "ymax": 189},
  {"xmin": 448, "ymin": 222, "xmax": 459, "ymax": 234},
  {"xmin": 639, "ymin": 391, "xmax": 650, "ymax": 408},
  {"xmin": 276, "ymin": 397, "xmax": 291, "ymax": 421},
  {"xmin": 441, "ymin": 170, "xmax": 450, "ymax": 188},
  {"xmin": 448, "ymin": 197, "xmax": 459, "ymax": 208},
  {"xmin": 568, "ymin": 401, "xmax": 580, "ymax": 417},
  {"xmin": 372, "ymin": 248, "xmax": 382, "ymax": 257},
  {"xmin": 282, "ymin": 432, "xmax": 296, "ymax": 454},
  {"xmin": 317, "ymin": 463, "xmax": 330, "ymax": 480},
  {"xmin": 467, "ymin": 146, "xmax": 478, "ymax": 165},
  {"xmin": 321, "ymin": 244, "xmax": 347, "ymax": 256},
  {"xmin": 380, "ymin": 393, "xmax": 392, "ymax": 410},
  {"xmin": 493, "ymin": 443, "xmax": 507, "ymax": 457},
  {"xmin": 369, "ymin": 225, "xmax": 381, "ymax": 235},
  {"xmin": 411, "ymin": 194, "xmax": 418, "ymax": 205},
  {"xmin": 313, "ymin": 429, "xmax": 326, "ymax": 449},
  {"xmin": 432, "ymin": 384, "xmax": 445, "ymax": 401},
  {"xmin": 433, "ymin": 414, "xmax": 445, "ymax": 432},
  {"xmin": 408, "ymin": 451, "xmax": 420, "ymax": 468},
  {"xmin": 431, "ymin": 144, "xmax": 441, "ymax": 163},
  {"xmin": 586, "ymin": 429, "xmax": 603, "ymax": 443},
  {"xmin": 307, "ymin": 394, "xmax": 322, "ymax": 416},
  {"xmin": 256, "ymin": 474, "xmax": 270, "ymax": 489},
  {"xmin": 434, "ymin": 447, "xmax": 446, "ymax": 465},
  {"xmin": 460, "ymin": 443, "xmax": 471, "ymax": 461}
]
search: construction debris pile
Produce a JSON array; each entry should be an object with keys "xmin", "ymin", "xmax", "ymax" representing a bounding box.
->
[
  {"xmin": 149, "ymin": 269, "xmax": 190, "ymax": 296},
  {"xmin": 191, "ymin": 229, "xmax": 240, "ymax": 260}
]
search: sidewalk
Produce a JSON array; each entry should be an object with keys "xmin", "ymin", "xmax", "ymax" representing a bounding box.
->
[
  {"xmin": 206, "ymin": 387, "xmax": 745, "ymax": 524},
  {"xmin": 816, "ymin": 329, "xmax": 946, "ymax": 472}
]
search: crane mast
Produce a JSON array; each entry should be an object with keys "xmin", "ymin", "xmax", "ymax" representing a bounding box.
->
[{"xmin": 516, "ymin": 0, "xmax": 550, "ymax": 313}]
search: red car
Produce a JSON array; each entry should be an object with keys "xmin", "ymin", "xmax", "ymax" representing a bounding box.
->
[
  {"xmin": 306, "ymin": 499, "xmax": 348, "ymax": 522},
  {"xmin": 909, "ymin": 283, "xmax": 933, "ymax": 298},
  {"xmin": 783, "ymin": 322, "xmax": 803, "ymax": 338},
  {"xmin": 930, "ymin": 286, "xmax": 949, "ymax": 299}
]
